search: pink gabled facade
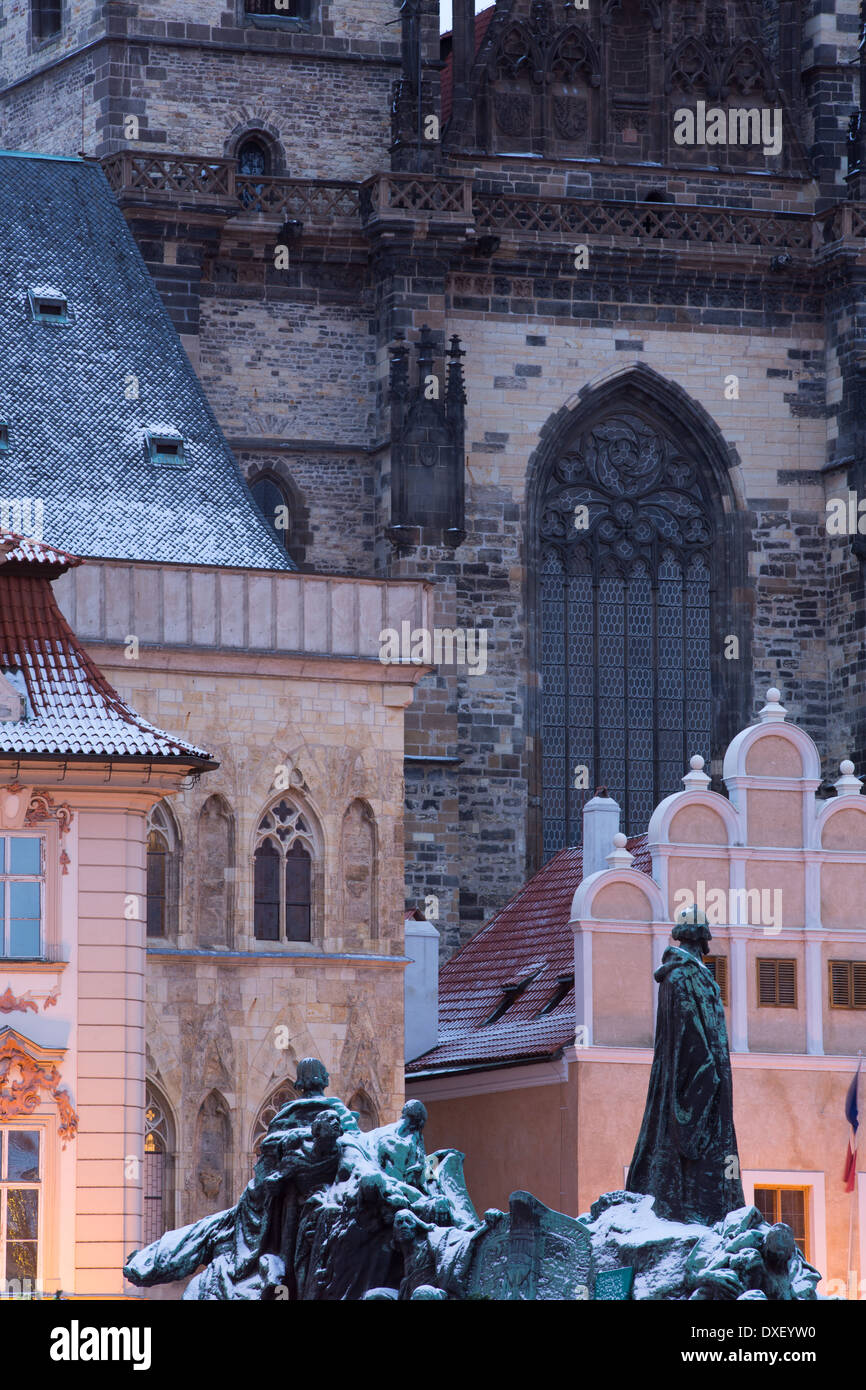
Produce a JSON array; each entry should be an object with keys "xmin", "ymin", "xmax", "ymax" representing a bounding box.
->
[
  {"xmin": 0, "ymin": 536, "xmax": 213, "ymax": 1296},
  {"xmin": 410, "ymin": 690, "xmax": 866, "ymax": 1298}
]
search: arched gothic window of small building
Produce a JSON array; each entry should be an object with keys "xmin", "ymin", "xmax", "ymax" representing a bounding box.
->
[
  {"xmin": 196, "ymin": 795, "xmax": 234, "ymax": 948},
  {"xmin": 144, "ymin": 1082, "xmax": 176, "ymax": 1245},
  {"xmin": 250, "ymin": 473, "xmax": 292, "ymax": 553},
  {"xmin": 194, "ymin": 1091, "xmax": 232, "ymax": 1217},
  {"xmin": 348, "ymin": 1088, "xmax": 378, "ymax": 1133},
  {"xmin": 251, "ymin": 1080, "xmax": 298, "ymax": 1158},
  {"xmin": 146, "ymin": 802, "xmax": 180, "ymax": 939},
  {"xmin": 530, "ymin": 375, "xmax": 745, "ymax": 861},
  {"xmin": 253, "ymin": 798, "xmax": 317, "ymax": 944},
  {"xmin": 237, "ymin": 137, "xmax": 269, "ymax": 177}
]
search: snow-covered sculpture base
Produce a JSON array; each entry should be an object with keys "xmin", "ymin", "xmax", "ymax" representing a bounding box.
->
[
  {"xmin": 581, "ymin": 1191, "xmax": 820, "ymax": 1301},
  {"xmin": 123, "ymin": 1060, "xmax": 821, "ymax": 1301}
]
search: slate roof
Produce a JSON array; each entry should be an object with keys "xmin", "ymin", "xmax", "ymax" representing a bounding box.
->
[
  {"xmin": 0, "ymin": 533, "xmax": 215, "ymax": 764},
  {"xmin": 406, "ymin": 835, "xmax": 651, "ymax": 1076},
  {"xmin": 0, "ymin": 151, "xmax": 292, "ymax": 571},
  {"xmin": 440, "ymin": 6, "xmax": 496, "ymax": 124}
]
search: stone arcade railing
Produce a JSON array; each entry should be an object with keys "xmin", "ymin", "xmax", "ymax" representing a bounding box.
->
[
  {"xmin": 473, "ymin": 192, "xmax": 815, "ymax": 251},
  {"xmin": 100, "ymin": 155, "xmax": 866, "ymax": 255}
]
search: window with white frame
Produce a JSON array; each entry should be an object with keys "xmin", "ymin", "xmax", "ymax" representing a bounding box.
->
[
  {"xmin": 0, "ymin": 1129, "xmax": 41, "ymax": 1289},
  {"xmin": 0, "ymin": 836, "xmax": 43, "ymax": 958}
]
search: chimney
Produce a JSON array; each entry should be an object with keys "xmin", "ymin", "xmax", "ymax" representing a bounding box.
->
[
  {"xmin": 581, "ymin": 788, "xmax": 622, "ymax": 878},
  {"xmin": 404, "ymin": 911, "xmax": 439, "ymax": 1062}
]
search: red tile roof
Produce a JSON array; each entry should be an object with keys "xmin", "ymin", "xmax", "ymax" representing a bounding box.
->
[
  {"xmin": 440, "ymin": 5, "xmax": 496, "ymax": 125},
  {"xmin": 0, "ymin": 533, "xmax": 215, "ymax": 764},
  {"xmin": 407, "ymin": 836, "xmax": 651, "ymax": 1076}
]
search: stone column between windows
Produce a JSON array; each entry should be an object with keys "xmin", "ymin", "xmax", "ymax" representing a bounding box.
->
[
  {"xmin": 804, "ymin": 933, "xmax": 824, "ymax": 1057},
  {"xmin": 729, "ymin": 928, "xmax": 749, "ymax": 1054}
]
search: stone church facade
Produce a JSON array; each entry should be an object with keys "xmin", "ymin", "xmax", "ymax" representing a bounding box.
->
[{"xmin": 4, "ymin": 0, "xmax": 866, "ymax": 1263}]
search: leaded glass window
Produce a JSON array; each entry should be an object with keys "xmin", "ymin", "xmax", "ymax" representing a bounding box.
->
[
  {"xmin": 253, "ymin": 800, "xmax": 313, "ymax": 942},
  {"xmin": 143, "ymin": 1085, "xmax": 175, "ymax": 1246},
  {"xmin": 538, "ymin": 410, "xmax": 714, "ymax": 854}
]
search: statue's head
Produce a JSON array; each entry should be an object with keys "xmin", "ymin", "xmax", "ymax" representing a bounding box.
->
[
  {"xmin": 401, "ymin": 1099, "xmax": 427, "ymax": 1132},
  {"xmin": 311, "ymin": 1112, "xmax": 341, "ymax": 1150},
  {"xmin": 357, "ymin": 1171, "xmax": 387, "ymax": 1207},
  {"xmin": 393, "ymin": 1208, "xmax": 423, "ymax": 1244},
  {"xmin": 295, "ymin": 1057, "xmax": 329, "ymax": 1096},
  {"xmin": 764, "ymin": 1223, "xmax": 795, "ymax": 1266},
  {"xmin": 672, "ymin": 905, "xmax": 712, "ymax": 954}
]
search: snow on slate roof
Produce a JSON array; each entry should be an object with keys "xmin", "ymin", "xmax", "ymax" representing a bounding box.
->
[
  {"xmin": 440, "ymin": 6, "xmax": 496, "ymax": 124},
  {"xmin": 406, "ymin": 836, "xmax": 651, "ymax": 1075},
  {"xmin": 0, "ymin": 152, "xmax": 293, "ymax": 572},
  {"xmin": 0, "ymin": 533, "xmax": 215, "ymax": 763}
]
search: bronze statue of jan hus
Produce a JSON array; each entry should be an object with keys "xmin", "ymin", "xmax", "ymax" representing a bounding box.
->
[{"xmin": 626, "ymin": 906, "xmax": 745, "ymax": 1226}]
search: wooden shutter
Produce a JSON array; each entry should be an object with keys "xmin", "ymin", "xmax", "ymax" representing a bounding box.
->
[
  {"xmin": 757, "ymin": 958, "xmax": 796, "ymax": 1007},
  {"xmin": 777, "ymin": 959, "xmax": 796, "ymax": 1007},
  {"xmin": 706, "ymin": 955, "xmax": 728, "ymax": 1005},
  {"xmin": 829, "ymin": 961, "xmax": 866, "ymax": 1010}
]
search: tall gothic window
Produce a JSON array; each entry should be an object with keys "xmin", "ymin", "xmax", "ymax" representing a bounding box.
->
[
  {"xmin": 253, "ymin": 799, "xmax": 314, "ymax": 942},
  {"xmin": 143, "ymin": 1084, "xmax": 175, "ymax": 1246},
  {"xmin": 146, "ymin": 803, "xmax": 180, "ymax": 939},
  {"xmin": 537, "ymin": 405, "xmax": 717, "ymax": 855}
]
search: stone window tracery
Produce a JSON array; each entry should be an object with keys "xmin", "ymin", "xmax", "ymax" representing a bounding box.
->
[
  {"xmin": 537, "ymin": 408, "xmax": 715, "ymax": 854},
  {"xmin": 144, "ymin": 1083, "xmax": 175, "ymax": 1246},
  {"xmin": 146, "ymin": 803, "xmax": 180, "ymax": 940},
  {"xmin": 253, "ymin": 799, "xmax": 314, "ymax": 943},
  {"xmin": 251, "ymin": 1080, "xmax": 297, "ymax": 1156}
]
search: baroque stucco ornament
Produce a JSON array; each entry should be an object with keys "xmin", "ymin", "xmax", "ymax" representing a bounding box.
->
[{"xmin": 0, "ymin": 1028, "xmax": 78, "ymax": 1145}]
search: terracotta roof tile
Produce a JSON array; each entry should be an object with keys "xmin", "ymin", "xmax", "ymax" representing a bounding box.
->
[
  {"xmin": 0, "ymin": 535, "xmax": 213, "ymax": 764},
  {"xmin": 407, "ymin": 836, "xmax": 651, "ymax": 1075}
]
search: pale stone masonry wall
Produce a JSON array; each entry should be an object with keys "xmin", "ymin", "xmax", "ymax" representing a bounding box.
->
[{"xmin": 55, "ymin": 559, "xmax": 429, "ymax": 1227}]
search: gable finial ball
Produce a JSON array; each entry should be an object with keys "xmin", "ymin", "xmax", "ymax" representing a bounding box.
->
[
  {"xmin": 690, "ymin": 755, "xmax": 705, "ymax": 771},
  {"xmin": 766, "ymin": 687, "xmax": 781, "ymax": 703},
  {"xmin": 841, "ymin": 759, "xmax": 855, "ymax": 776},
  {"xmin": 612, "ymin": 832, "xmax": 627, "ymax": 849}
]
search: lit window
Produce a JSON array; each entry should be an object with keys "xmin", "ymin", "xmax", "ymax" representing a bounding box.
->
[
  {"xmin": 143, "ymin": 1085, "xmax": 175, "ymax": 1245},
  {"xmin": 829, "ymin": 960, "xmax": 866, "ymax": 1010},
  {"xmin": 253, "ymin": 800, "xmax": 312, "ymax": 943},
  {"xmin": 28, "ymin": 290, "xmax": 68, "ymax": 325},
  {"xmin": 32, "ymin": 1, "xmax": 61, "ymax": 41},
  {"xmin": 0, "ymin": 837, "xmax": 43, "ymax": 959},
  {"xmin": 757, "ymin": 958, "xmax": 797, "ymax": 1008},
  {"xmin": 753, "ymin": 1186, "xmax": 809, "ymax": 1260},
  {"xmin": 145, "ymin": 433, "xmax": 186, "ymax": 468},
  {"xmin": 0, "ymin": 1129, "xmax": 40, "ymax": 1291}
]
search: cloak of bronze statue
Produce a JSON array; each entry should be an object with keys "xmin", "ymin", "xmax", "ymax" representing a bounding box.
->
[{"xmin": 626, "ymin": 905, "xmax": 745, "ymax": 1225}]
